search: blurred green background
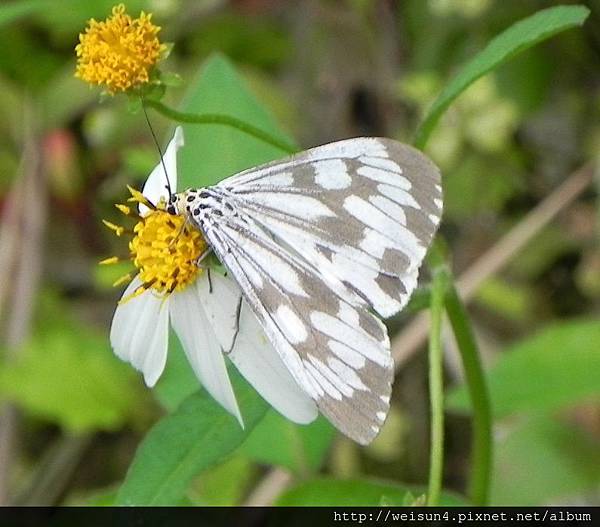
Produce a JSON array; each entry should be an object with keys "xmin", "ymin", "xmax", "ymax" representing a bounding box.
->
[{"xmin": 0, "ymin": 0, "xmax": 598, "ymax": 506}]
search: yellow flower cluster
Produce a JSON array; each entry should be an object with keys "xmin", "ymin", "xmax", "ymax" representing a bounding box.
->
[{"xmin": 75, "ymin": 4, "xmax": 164, "ymax": 94}]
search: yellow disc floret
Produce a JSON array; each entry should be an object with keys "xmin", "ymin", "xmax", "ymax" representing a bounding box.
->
[
  {"xmin": 130, "ymin": 210, "xmax": 206, "ymax": 294},
  {"xmin": 75, "ymin": 4, "xmax": 164, "ymax": 94},
  {"xmin": 101, "ymin": 187, "xmax": 207, "ymax": 302}
]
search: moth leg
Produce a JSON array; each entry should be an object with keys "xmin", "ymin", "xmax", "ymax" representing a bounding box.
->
[
  {"xmin": 169, "ymin": 214, "xmax": 197, "ymax": 248},
  {"xmin": 194, "ymin": 248, "xmax": 212, "ymax": 268},
  {"xmin": 207, "ymin": 268, "xmax": 213, "ymax": 294},
  {"xmin": 168, "ymin": 218, "xmax": 187, "ymax": 247},
  {"xmin": 223, "ymin": 295, "xmax": 243, "ymax": 354}
]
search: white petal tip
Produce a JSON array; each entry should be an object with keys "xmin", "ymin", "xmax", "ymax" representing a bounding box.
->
[
  {"xmin": 290, "ymin": 411, "xmax": 318, "ymax": 425},
  {"xmin": 174, "ymin": 126, "xmax": 184, "ymax": 147},
  {"xmin": 143, "ymin": 373, "xmax": 160, "ymax": 388},
  {"xmin": 235, "ymin": 413, "xmax": 245, "ymax": 429}
]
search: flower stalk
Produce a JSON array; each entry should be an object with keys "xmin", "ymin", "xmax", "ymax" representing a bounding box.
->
[{"xmin": 144, "ymin": 99, "xmax": 298, "ymax": 155}]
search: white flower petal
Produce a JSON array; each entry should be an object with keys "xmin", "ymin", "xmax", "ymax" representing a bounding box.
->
[
  {"xmin": 140, "ymin": 126, "xmax": 184, "ymax": 214},
  {"xmin": 110, "ymin": 276, "xmax": 169, "ymax": 387},
  {"xmin": 170, "ymin": 281, "xmax": 242, "ymax": 426},
  {"xmin": 197, "ymin": 271, "xmax": 241, "ymax": 351},
  {"xmin": 229, "ymin": 302, "xmax": 318, "ymax": 425},
  {"xmin": 197, "ymin": 271, "xmax": 317, "ymax": 424}
]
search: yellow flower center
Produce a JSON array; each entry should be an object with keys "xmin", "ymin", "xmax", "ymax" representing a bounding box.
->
[
  {"xmin": 75, "ymin": 4, "xmax": 164, "ymax": 94},
  {"xmin": 101, "ymin": 187, "xmax": 207, "ymax": 302},
  {"xmin": 130, "ymin": 210, "xmax": 206, "ymax": 294}
]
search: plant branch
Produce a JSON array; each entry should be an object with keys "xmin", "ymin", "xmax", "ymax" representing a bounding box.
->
[
  {"xmin": 0, "ymin": 99, "xmax": 46, "ymax": 505},
  {"xmin": 15, "ymin": 434, "xmax": 92, "ymax": 505},
  {"xmin": 391, "ymin": 164, "xmax": 594, "ymax": 366},
  {"xmin": 426, "ymin": 264, "xmax": 449, "ymax": 506},
  {"xmin": 243, "ymin": 468, "xmax": 292, "ymax": 506},
  {"xmin": 444, "ymin": 283, "xmax": 491, "ymax": 505},
  {"xmin": 144, "ymin": 99, "xmax": 298, "ymax": 155}
]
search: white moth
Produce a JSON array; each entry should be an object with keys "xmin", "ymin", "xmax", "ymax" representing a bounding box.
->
[{"xmin": 167, "ymin": 137, "xmax": 442, "ymax": 445}]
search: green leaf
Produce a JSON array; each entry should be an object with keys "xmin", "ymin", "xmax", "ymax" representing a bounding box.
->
[
  {"xmin": 492, "ymin": 416, "xmax": 600, "ymax": 505},
  {"xmin": 160, "ymin": 72, "xmax": 183, "ymax": 88},
  {"xmin": 34, "ymin": 0, "xmax": 147, "ymax": 37},
  {"xmin": 0, "ymin": 0, "xmax": 46, "ymax": 28},
  {"xmin": 117, "ymin": 371, "xmax": 268, "ymax": 505},
  {"xmin": 476, "ymin": 277, "xmax": 534, "ymax": 322},
  {"xmin": 177, "ymin": 53, "xmax": 297, "ymax": 189},
  {"xmin": 190, "ymin": 454, "xmax": 255, "ymax": 506},
  {"xmin": 275, "ymin": 478, "xmax": 466, "ymax": 506},
  {"xmin": 153, "ymin": 338, "xmax": 198, "ymax": 412},
  {"xmin": 0, "ymin": 298, "xmax": 144, "ymax": 432},
  {"xmin": 414, "ymin": 5, "xmax": 590, "ymax": 149},
  {"xmin": 156, "ymin": 53, "xmax": 296, "ymax": 408},
  {"xmin": 240, "ymin": 412, "xmax": 335, "ymax": 474},
  {"xmin": 447, "ymin": 319, "xmax": 600, "ymax": 418}
]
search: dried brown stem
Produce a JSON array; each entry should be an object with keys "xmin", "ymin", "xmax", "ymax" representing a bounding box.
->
[
  {"xmin": 15, "ymin": 434, "xmax": 92, "ymax": 506},
  {"xmin": 391, "ymin": 164, "xmax": 594, "ymax": 367},
  {"xmin": 243, "ymin": 468, "xmax": 292, "ymax": 507},
  {"xmin": 0, "ymin": 101, "xmax": 47, "ymax": 505}
]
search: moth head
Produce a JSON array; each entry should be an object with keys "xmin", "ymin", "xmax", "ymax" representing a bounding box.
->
[
  {"xmin": 169, "ymin": 190, "xmax": 203, "ymax": 220},
  {"xmin": 167, "ymin": 192, "xmax": 187, "ymax": 216}
]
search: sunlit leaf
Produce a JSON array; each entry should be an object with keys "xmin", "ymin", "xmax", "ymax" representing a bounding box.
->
[
  {"xmin": 190, "ymin": 455, "xmax": 255, "ymax": 506},
  {"xmin": 177, "ymin": 53, "xmax": 296, "ymax": 189},
  {"xmin": 0, "ymin": 297, "xmax": 145, "ymax": 432}
]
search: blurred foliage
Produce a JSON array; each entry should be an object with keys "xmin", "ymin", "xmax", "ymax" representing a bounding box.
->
[
  {"xmin": 117, "ymin": 370, "xmax": 268, "ymax": 506},
  {"xmin": 0, "ymin": 0, "xmax": 598, "ymax": 508},
  {"xmin": 0, "ymin": 292, "xmax": 147, "ymax": 432},
  {"xmin": 275, "ymin": 477, "xmax": 466, "ymax": 506},
  {"xmin": 447, "ymin": 319, "xmax": 600, "ymax": 504},
  {"xmin": 240, "ymin": 412, "xmax": 335, "ymax": 474}
]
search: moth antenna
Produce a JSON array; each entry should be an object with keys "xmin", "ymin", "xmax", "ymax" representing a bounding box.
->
[{"xmin": 141, "ymin": 98, "xmax": 173, "ymax": 201}]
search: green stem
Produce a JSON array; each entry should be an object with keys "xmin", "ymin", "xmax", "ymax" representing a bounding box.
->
[
  {"xmin": 426, "ymin": 265, "xmax": 449, "ymax": 506},
  {"xmin": 444, "ymin": 283, "xmax": 492, "ymax": 505},
  {"xmin": 144, "ymin": 99, "xmax": 298, "ymax": 155}
]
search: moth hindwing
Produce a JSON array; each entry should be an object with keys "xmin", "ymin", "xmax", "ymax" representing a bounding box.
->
[{"xmin": 176, "ymin": 137, "xmax": 442, "ymax": 445}]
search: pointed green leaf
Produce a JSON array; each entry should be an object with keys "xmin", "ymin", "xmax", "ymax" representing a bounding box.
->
[
  {"xmin": 414, "ymin": 5, "xmax": 590, "ymax": 149},
  {"xmin": 117, "ymin": 371, "xmax": 268, "ymax": 505},
  {"xmin": 240, "ymin": 412, "xmax": 335, "ymax": 474},
  {"xmin": 177, "ymin": 53, "xmax": 297, "ymax": 189},
  {"xmin": 492, "ymin": 416, "xmax": 600, "ymax": 505},
  {"xmin": 447, "ymin": 319, "xmax": 600, "ymax": 418}
]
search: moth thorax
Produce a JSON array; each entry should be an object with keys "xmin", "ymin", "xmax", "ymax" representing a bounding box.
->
[{"xmin": 173, "ymin": 189, "xmax": 202, "ymax": 218}]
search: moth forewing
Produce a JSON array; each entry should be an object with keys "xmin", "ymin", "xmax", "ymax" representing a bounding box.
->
[{"xmin": 176, "ymin": 137, "xmax": 442, "ymax": 444}]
